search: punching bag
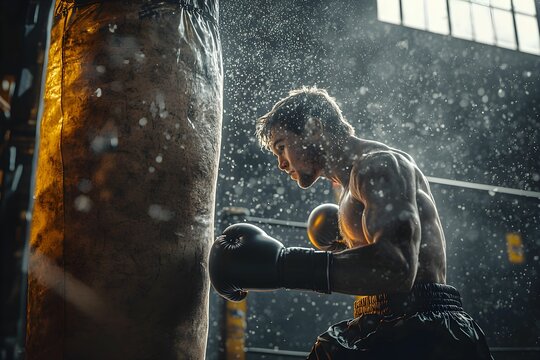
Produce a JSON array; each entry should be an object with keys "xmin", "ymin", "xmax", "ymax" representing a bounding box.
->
[{"xmin": 26, "ymin": 1, "xmax": 222, "ymax": 359}]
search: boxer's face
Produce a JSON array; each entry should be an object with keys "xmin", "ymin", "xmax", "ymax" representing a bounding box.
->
[{"xmin": 270, "ymin": 127, "xmax": 322, "ymax": 189}]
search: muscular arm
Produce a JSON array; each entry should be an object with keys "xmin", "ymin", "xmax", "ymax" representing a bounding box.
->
[{"xmin": 331, "ymin": 152, "xmax": 421, "ymax": 295}]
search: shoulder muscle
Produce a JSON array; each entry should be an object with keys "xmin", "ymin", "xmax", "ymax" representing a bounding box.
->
[{"xmin": 351, "ymin": 152, "xmax": 415, "ymax": 204}]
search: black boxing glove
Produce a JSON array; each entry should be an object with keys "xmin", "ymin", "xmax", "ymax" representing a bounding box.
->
[
  {"xmin": 209, "ymin": 223, "xmax": 332, "ymax": 302},
  {"xmin": 307, "ymin": 203, "xmax": 348, "ymax": 252}
]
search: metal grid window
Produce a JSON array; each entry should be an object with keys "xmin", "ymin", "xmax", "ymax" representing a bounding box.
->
[{"xmin": 377, "ymin": 0, "xmax": 540, "ymax": 55}]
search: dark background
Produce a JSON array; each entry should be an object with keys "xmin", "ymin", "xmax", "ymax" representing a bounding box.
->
[{"xmin": 1, "ymin": 0, "xmax": 539, "ymax": 359}]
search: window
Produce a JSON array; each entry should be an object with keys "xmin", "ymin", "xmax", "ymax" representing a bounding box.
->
[{"xmin": 376, "ymin": 0, "xmax": 540, "ymax": 55}]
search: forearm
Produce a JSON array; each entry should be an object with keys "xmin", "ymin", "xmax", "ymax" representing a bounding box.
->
[
  {"xmin": 209, "ymin": 224, "xmax": 415, "ymax": 301},
  {"xmin": 330, "ymin": 243, "xmax": 414, "ymax": 295}
]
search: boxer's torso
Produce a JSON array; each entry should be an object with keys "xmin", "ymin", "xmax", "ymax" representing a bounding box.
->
[{"xmin": 338, "ymin": 143, "xmax": 446, "ymax": 285}]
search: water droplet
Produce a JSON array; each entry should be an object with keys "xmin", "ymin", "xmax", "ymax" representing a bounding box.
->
[
  {"xmin": 74, "ymin": 195, "xmax": 92, "ymax": 212},
  {"xmin": 148, "ymin": 204, "xmax": 173, "ymax": 221},
  {"xmin": 78, "ymin": 179, "xmax": 93, "ymax": 193}
]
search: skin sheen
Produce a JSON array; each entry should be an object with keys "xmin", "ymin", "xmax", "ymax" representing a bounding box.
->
[{"xmin": 270, "ymin": 122, "xmax": 447, "ymax": 296}]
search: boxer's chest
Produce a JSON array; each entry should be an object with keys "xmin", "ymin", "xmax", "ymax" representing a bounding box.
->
[{"xmin": 338, "ymin": 190, "xmax": 370, "ymax": 248}]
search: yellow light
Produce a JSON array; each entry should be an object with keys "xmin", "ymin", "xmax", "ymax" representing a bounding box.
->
[
  {"xmin": 506, "ymin": 233, "xmax": 525, "ymax": 264},
  {"xmin": 226, "ymin": 299, "xmax": 247, "ymax": 359}
]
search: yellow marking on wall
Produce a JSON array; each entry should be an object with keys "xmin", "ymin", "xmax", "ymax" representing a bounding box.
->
[
  {"xmin": 225, "ymin": 299, "xmax": 247, "ymax": 360},
  {"xmin": 506, "ymin": 233, "xmax": 525, "ymax": 264}
]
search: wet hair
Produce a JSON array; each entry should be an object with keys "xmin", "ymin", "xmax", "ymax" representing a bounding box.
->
[{"xmin": 256, "ymin": 86, "xmax": 355, "ymax": 151}]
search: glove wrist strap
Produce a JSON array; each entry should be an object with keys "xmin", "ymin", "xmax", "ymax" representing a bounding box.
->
[{"xmin": 280, "ymin": 247, "xmax": 332, "ymax": 294}]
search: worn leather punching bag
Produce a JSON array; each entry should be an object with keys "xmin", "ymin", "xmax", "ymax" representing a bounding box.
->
[{"xmin": 26, "ymin": 1, "xmax": 222, "ymax": 359}]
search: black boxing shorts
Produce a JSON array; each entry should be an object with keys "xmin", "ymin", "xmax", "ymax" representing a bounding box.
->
[{"xmin": 307, "ymin": 283, "xmax": 493, "ymax": 360}]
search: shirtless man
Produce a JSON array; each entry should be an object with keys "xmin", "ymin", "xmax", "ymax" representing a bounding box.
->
[{"xmin": 209, "ymin": 87, "xmax": 493, "ymax": 359}]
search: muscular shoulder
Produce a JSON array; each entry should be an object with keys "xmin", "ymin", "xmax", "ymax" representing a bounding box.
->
[{"xmin": 349, "ymin": 151, "xmax": 416, "ymax": 202}]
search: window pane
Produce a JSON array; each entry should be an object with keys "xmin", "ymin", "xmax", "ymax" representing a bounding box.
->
[
  {"xmin": 472, "ymin": 0, "xmax": 490, "ymax": 5},
  {"xmin": 377, "ymin": 0, "xmax": 401, "ymax": 25},
  {"xmin": 450, "ymin": 0, "xmax": 473, "ymax": 39},
  {"xmin": 427, "ymin": 0, "xmax": 450, "ymax": 34},
  {"xmin": 493, "ymin": 8, "xmax": 517, "ymax": 49},
  {"xmin": 472, "ymin": 3, "xmax": 495, "ymax": 44},
  {"xmin": 512, "ymin": 0, "xmax": 537, "ymax": 15},
  {"xmin": 515, "ymin": 13, "xmax": 540, "ymax": 54},
  {"xmin": 491, "ymin": 0, "xmax": 512, "ymax": 10},
  {"xmin": 402, "ymin": 0, "xmax": 426, "ymax": 30}
]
